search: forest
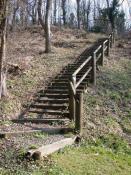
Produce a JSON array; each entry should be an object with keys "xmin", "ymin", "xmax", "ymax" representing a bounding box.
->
[{"xmin": 0, "ymin": 0, "xmax": 131, "ymax": 174}]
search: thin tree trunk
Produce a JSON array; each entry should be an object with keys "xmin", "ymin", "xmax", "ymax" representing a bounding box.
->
[
  {"xmin": 62, "ymin": 0, "xmax": 67, "ymax": 25},
  {"xmin": 54, "ymin": 0, "xmax": 57, "ymax": 25},
  {"xmin": 45, "ymin": 0, "xmax": 52, "ymax": 53},
  {"xmin": 76, "ymin": 0, "xmax": 81, "ymax": 29},
  {"xmin": 38, "ymin": 0, "xmax": 45, "ymax": 29},
  {"xmin": 0, "ymin": 0, "xmax": 8, "ymax": 98},
  {"xmin": 86, "ymin": 0, "xmax": 91, "ymax": 31},
  {"xmin": 11, "ymin": 0, "xmax": 19, "ymax": 31}
]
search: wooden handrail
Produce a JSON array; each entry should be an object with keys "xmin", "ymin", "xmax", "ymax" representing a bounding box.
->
[
  {"xmin": 104, "ymin": 46, "xmax": 108, "ymax": 52},
  {"xmin": 72, "ymin": 56, "xmax": 92, "ymax": 77},
  {"xmin": 69, "ymin": 32, "xmax": 115, "ymax": 130},
  {"xmin": 75, "ymin": 67, "xmax": 92, "ymax": 88},
  {"xmin": 104, "ymin": 39, "xmax": 108, "ymax": 45},
  {"xmin": 96, "ymin": 53, "xmax": 102, "ymax": 62},
  {"xmin": 94, "ymin": 45, "xmax": 102, "ymax": 54},
  {"xmin": 69, "ymin": 81, "xmax": 76, "ymax": 95}
]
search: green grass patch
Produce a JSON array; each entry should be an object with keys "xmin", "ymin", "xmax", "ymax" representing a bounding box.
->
[
  {"xmin": 0, "ymin": 135, "xmax": 131, "ymax": 175},
  {"xmin": 48, "ymin": 135, "xmax": 131, "ymax": 175},
  {"xmin": 33, "ymin": 132, "xmax": 48, "ymax": 139}
]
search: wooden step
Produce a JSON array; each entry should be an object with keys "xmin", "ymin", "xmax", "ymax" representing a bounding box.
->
[
  {"xmin": 38, "ymin": 89, "xmax": 69, "ymax": 94},
  {"xmin": 12, "ymin": 118, "xmax": 70, "ymax": 124},
  {"xmin": 44, "ymin": 89, "xmax": 69, "ymax": 93},
  {"xmin": 31, "ymin": 103, "xmax": 68, "ymax": 110},
  {"xmin": 57, "ymin": 73, "xmax": 91, "ymax": 76},
  {"xmin": 53, "ymin": 79, "xmax": 69, "ymax": 82},
  {"xmin": 47, "ymin": 85, "xmax": 85, "ymax": 90},
  {"xmin": 39, "ymin": 94, "xmax": 69, "ymax": 99},
  {"xmin": 29, "ymin": 109, "xmax": 69, "ymax": 117},
  {"xmin": 62, "ymin": 68, "xmax": 90, "ymax": 72},
  {"xmin": 56, "ymin": 74, "xmax": 89, "ymax": 78},
  {"xmin": 50, "ymin": 80, "xmax": 89, "ymax": 86},
  {"xmin": 37, "ymin": 98, "xmax": 69, "ymax": 104},
  {"xmin": 47, "ymin": 86, "xmax": 68, "ymax": 89},
  {"xmin": 50, "ymin": 82, "xmax": 69, "ymax": 86}
]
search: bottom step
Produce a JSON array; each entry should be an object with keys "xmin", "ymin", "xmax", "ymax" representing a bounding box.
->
[
  {"xmin": 0, "ymin": 128, "xmax": 73, "ymax": 138},
  {"xmin": 12, "ymin": 118, "xmax": 70, "ymax": 124}
]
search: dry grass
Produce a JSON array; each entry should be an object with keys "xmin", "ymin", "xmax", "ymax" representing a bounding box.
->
[
  {"xmin": 83, "ymin": 35, "xmax": 131, "ymax": 143},
  {"xmin": 0, "ymin": 26, "xmax": 103, "ymax": 119}
]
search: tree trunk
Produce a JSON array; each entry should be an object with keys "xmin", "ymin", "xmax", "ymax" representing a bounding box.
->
[
  {"xmin": 45, "ymin": 0, "xmax": 52, "ymax": 53},
  {"xmin": 0, "ymin": 0, "xmax": 8, "ymax": 98},
  {"xmin": 38, "ymin": 0, "xmax": 45, "ymax": 29},
  {"xmin": 11, "ymin": 0, "xmax": 19, "ymax": 31},
  {"xmin": 93, "ymin": 0, "xmax": 96, "ymax": 26},
  {"xmin": 54, "ymin": 0, "xmax": 57, "ymax": 25},
  {"xmin": 62, "ymin": 0, "xmax": 67, "ymax": 25},
  {"xmin": 76, "ymin": 0, "xmax": 81, "ymax": 29},
  {"xmin": 86, "ymin": 0, "xmax": 91, "ymax": 31}
]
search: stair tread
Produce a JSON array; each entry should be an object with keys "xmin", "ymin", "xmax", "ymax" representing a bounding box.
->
[
  {"xmin": 12, "ymin": 118, "xmax": 70, "ymax": 123},
  {"xmin": 29, "ymin": 110, "xmax": 69, "ymax": 116},
  {"xmin": 31, "ymin": 104, "xmax": 68, "ymax": 110}
]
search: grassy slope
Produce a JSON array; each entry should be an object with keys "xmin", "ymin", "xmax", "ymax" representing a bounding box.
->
[
  {"xmin": 0, "ymin": 32, "xmax": 131, "ymax": 174},
  {"xmin": 32, "ymin": 37, "xmax": 131, "ymax": 175},
  {"xmin": 49, "ymin": 136, "xmax": 131, "ymax": 175},
  {"xmin": 83, "ymin": 38, "xmax": 131, "ymax": 141},
  {"xmin": 34, "ymin": 37, "xmax": 131, "ymax": 175},
  {"xmin": 0, "ymin": 27, "xmax": 102, "ymax": 119},
  {"xmin": 1, "ymin": 135, "xmax": 130, "ymax": 175}
]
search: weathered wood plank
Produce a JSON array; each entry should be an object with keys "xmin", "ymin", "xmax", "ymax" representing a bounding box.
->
[
  {"xmin": 75, "ymin": 93, "xmax": 83, "ymax": 133},
  {"xmin": 27, "ymin": 137, "xmax": 77, "ymax": 160},
  {"xmin": 75, "ymin": 67, "xmax": 92, "ymax": 88},
  {"xmin": 72, "ymin": 56, "xmax": 92, "ymax": 76}
]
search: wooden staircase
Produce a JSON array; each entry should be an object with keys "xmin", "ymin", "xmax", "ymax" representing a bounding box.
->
[
  {"xmin": 12, "ymin": 34, "xmax": 114, "ymax": 127},
  {"xmin": 26, "ymin": 58, "xmax": 92, "ymax": 120}
]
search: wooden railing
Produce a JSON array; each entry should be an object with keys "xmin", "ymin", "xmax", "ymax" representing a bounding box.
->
[{"xmin": 69, "ymin": 32, "xmax": 115, "ymax": 133}]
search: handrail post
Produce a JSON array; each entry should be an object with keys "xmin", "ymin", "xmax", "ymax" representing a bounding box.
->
[
  {"xmin": 113, "ymin": 32, "xmax": 115, "ymax": 45},
  {"xmin": 107, "ymin": 38, "xmax": 110, "ymax": 56},
  {"xmin": 110, "ymin": 34, "xmax": 113, "ymax": 48},
  {"xmin": 91, "ymin": 52, "xmax": 96, "ymax": 86},
  {"xmin": 101, "ymin": 42, "xmax": 104, "ymax": 66},
  {"xmin": 75, "ymin": 93, "xmax": 83, "ymax": 134},
  {"xmin": 69, "ymin": 76, "xmax": 76, "ymax": 121}
]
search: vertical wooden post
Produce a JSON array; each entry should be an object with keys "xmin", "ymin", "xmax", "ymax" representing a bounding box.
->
[
  {"xmin": 101, "ymin": 42, "xmax": 104, "ymax": 66},
  {"xmin": 75, "ymin": 93, "xmax": 83, "ymax": 133},
  {"xmin": 91, "ymin": 52, "xmax": 96, "ymax": 86},
  {"xmin": 69, "ymin": 75, "xmax": 76, "ymax": 121},
  {"xmin": 110, "ymin": 34, "xmax": 113, "ymax": 48},
  {"xmin": 113, "ymin": 32, "xmax": 115, "ymax": 45},
  {"xmin": 107, "ymin": 38, "xmax": 110, "ymax": 56}
]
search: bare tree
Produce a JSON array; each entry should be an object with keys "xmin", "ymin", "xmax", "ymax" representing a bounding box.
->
[
  {"xmin": 0, "ymin": 0, "xmax": 8, "ymax": 98},
  {"xmin": 11, "ymin": 0, "xmax": 19, "ymax": 31},
  {"xmin": 45, "ymin": 0, "xmax": 52, "ymax": 53},
  {"xmin": 61, "ymin": 0, "xmax": 67, "ymax": 25},
  {"xmin": 54, "ymin": 0, "xmax": 57, "ymax": 25},
  {"xmin": 86, "ymin": 0, "xmax": 91, "ymax": 30},
  {"xmin": 76, "ymin": 0, "xmax": 81, "ymax": 29},
  {"xmin": 105, "ymin": 0, "xmax": 120, "ymax": 30},
  {"xmin": 81, "ymin": 0, "xmax": 91, "ymax": 30},
  {"xmin": 27, "ymin": 0, "xmax": 37, "ymax": 25},
  {"xmin": 93, "ymin": 0, "xmax": 97, "ymax": 26},
  {"xmin": 38, "ymin": 0, "xmax": 52, "ymax": 53}
]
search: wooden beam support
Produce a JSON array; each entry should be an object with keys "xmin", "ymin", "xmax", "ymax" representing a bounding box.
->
[
  {"xmin": 27, "ymin": 137, "xmax": 77, "ymax": 160},
  {"xmin": 91, "ymin": 51, "xmax": 96, "ymax": 86},
  {"xmin": 75, "ymin": 93, "xmax": 83, "ymax": 134},
  {"xmin": 107, "ymin": 38, "xmax": 110, "ymax": 57},
  {"xmin": 69, "ymin": 81, "xmax": 76, "ymax": 121},
  {"xmin": 101, "ymin": 42, "xmax": 105, "ymax": 66}
]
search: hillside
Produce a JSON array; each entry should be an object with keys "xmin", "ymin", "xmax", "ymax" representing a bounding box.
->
[
  {"xmin": 0, "ymin": 29, "xmax": 131, "ymax": 175},
  {"xmin": 0, "ymin": 27, "xmax": 103, "ymax": 120}
]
